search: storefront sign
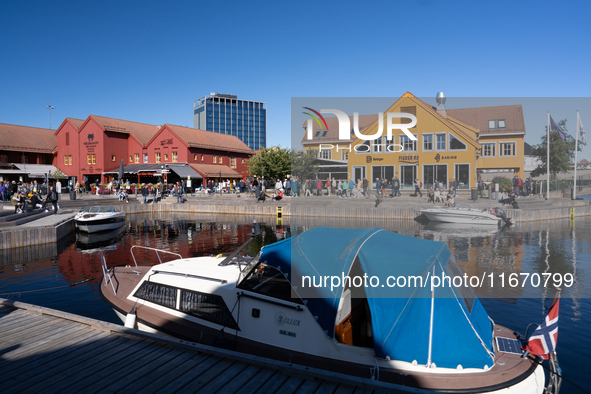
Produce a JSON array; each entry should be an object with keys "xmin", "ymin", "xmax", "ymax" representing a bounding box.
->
[
  {"xmin": 398, "ymin": 154, "xmax": 419, "ymax": 164},
  {"xmin": 160, "ymin": 138, "xmax": 173, "ymax": 146},
  {"xmin": 434, "ymin": 154, "xmax": 457, "ymax": 162}
]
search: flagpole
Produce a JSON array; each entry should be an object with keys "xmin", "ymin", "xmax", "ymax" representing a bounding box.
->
[
  {"xmin": 547, "ymin": 112, "xmax": 550, "ymax": 200},
  {"xmin": 573, "ymin": 111, "xmax": 580, "ymax": 199}
]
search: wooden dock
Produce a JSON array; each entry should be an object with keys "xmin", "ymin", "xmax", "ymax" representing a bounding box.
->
[{"xmin": 0, "ymin": 299, "xmax": 429, "ymax": 394}]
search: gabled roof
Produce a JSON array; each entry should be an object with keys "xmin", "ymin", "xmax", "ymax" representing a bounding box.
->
[
  {"xmin": 162, "ymin": 124, "xmax": 254, "ymax": 155},
  {"xmin": 86, "ymin": 115, "xmax": 161, "ymax": 146},
  {"xmin": 54, "ymin": 117, "xmax": 85, "ymax": 136},
  {"xmin": 446, "ymin": 105, "xmax": 526, "ymax": 136},
  {"xmin": 0, "ymin": 123, "xmax": 57, "ymax": 153},
  {"xmin": 301, "ymin": 114, "xmax": 377, "ymax": 145}
]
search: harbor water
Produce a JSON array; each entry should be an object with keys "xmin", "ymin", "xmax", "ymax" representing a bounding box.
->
[{"xmin": 0, "ymin": 212, "xmax": 589, "ymax": 393}]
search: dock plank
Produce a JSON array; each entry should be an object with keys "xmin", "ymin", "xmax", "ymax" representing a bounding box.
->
[
  {"xmin": 253, "ymin": 372, "xmax": 290, "ymax": 393},
  {"xmin": 215, "ymin": 364, "xmax": 263, "ymax": 393},
  {"xmin": 294, "ymin": 379, "xmax": 323, "ymax": 394},
  {"xmin": 155, "ymin": 355, "xmax": 225, "ymax": 394},
  {"xmin": 234, "ymin": 368, "xmax": 278, "ymax": 394},
  {"xmin": 194, "ymin": 361, "xmax": 250, "ymax": 394}
]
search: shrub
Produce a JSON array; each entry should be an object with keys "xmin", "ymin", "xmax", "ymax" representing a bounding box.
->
[{"xmin": 492, "ymin": 176, "xmax": 513, "ymax": 192}]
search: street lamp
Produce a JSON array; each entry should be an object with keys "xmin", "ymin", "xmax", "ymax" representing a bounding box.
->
[{"xmin": 46, "ymin": 105, "xmax": 54, "ymax": 129}]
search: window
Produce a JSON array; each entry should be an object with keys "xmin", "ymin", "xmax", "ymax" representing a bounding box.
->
[
  {"xmin": 355, "ymin": 140, "xmax": 370, "ymax": 154},
  {"xmin": 0, "ymin": 154, "xmax": 7, "ymax": 163},
  {"xmin": 400, "ymin": 106, "xmax": 417, "ymax": 128},
  {"xmin": 92, "ymin": 154, "xmax": 96, "ymax": 164},
  {"xmin": 423, "ymin": 134, "xmax": 433, "ymax": 151},
  {"xmin": 143, "ymin": 153, "xmax": 148, "ymax": 164},
  {"xmin": 449, "ymin": 134, "xmax": 467, "ymax": 150},
  {"xmin": 129, "ymin": 155, "xmax": 133, "ymax": 163},
  {"xmin": 314, "ymin": 130, "xmax": 321, "ymax": 138},
  {"xmin": 68, "ymin": 156, "xmax": 72, "ymax": 165},
  {"xmin": 238, "ymin": 262, "xmax": 303, "ymax": 304},
  {"xmin": 112, "ymin": 155, "xmax": 116, "ymax": 162},
  {"xmin": 321, "ymin": 149, "xmax": 331, "ymax": 159},
  {"xmin": 65, "ymin": 132, "xmax": 70, "ymax": 146},
  {"xmin": 64, "ymin": 156, "xmax": 68, "ymax": 165},
  {"xmin": 500, "ymin": 142, "xmax": 516, "ymax": 157},
  {"xmin": 180, "ymin": 289, "xmax": 239, "ymax": 330},
  {"xmin": 164, "ymin": 154, "xmax": 168, "ymax": 161},
  {"xmin": 135, "ymin": 154, "xmax": 140, "ymax": 163},
  {"xmin": 87, "ymin": 154, "xmax": 96, "ymax": 165},
  {"xmin": 436, "ymin": 133, "xmax": 446, "ymax": 151},
  {"xmin": 134, "ymin": 282, "xmax": 176, "ymax": 309},
  {"xmin": 400, "ymin": 134, "xmax": 417, "ymax": 152},
  {"xmin": 218, "ymin": 155, "xmax": 223, "ymax": 164},
  {"xmin": 488, "ymin": 119, "xmax": 506, "ymax": 129},
  {"xmin": 156, "ymin": 152, "xmax": 161, "ymax": 163},
  {"xmin": 372, "ymin": 136, "xmax": 383, "ymax": 153},
  {"xmin": 481, "ymin": 143, "xmax": 496, "ymax": 157},
  {"xmin": 341, "ymin": 150, "xmax": 349, "ymax": 160},
  {"xmin": 230, "ymin": 157, "xmax": 236, "ymax": 168},
  {"xmin": 172, "ymin": 152, "xmax": 177, "ymax": 162},
  {"xmin": 213, "ymin": 155, "xmax": 217, "ymax": 163}
]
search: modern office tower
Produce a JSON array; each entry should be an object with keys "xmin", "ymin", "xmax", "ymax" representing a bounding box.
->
[{"xmin": 193, "ymin": 93, "xmax": 267, "ymax": 150}]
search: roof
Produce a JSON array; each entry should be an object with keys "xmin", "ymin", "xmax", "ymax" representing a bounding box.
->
[
  {"xmin": 524, "ymin": 142, "xmax": 533, "ymax": 156},
  {"xmin": 66, "ymin": 117, "xmax": 85, "ymax": 129},
  {"xmin": 88, "ymin": 115, "xmax": 162, "ymax": 146},
  {"xmin": 0, "ymin": 123, "xmax": 57, "ymax": 153},
  {"xmin": 260, "ymin": 227, "xmax": 495, "ymax": 369},
  {"xmin": 446, "ymin": 105, "xmax": 526, "ymax": 136},
  {"xmin": 164, "ymin": 124, "xmax": 254, "ymax": 155},
  {"xmin": 102, "ymin": 163, "xmax": 202, "ymax": 179},
  {"xmin": 301, "ymin": 114, "xmax": 376, "ymax": 145},
  {"xmin": 189, "ymin": 163, "xmax": 242, "ymax": 178}
]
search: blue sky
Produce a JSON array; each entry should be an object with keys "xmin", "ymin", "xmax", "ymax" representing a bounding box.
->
[{"xmin": 1, "ymin": 1, "xmax": 590, "ymax": 160}]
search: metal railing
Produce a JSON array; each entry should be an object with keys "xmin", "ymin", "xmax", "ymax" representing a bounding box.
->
[
  {"xmin": 100, "ymin": 251, "xmax": 117, "ymax": 295},
  {"xmin": 130, "ymin": 245, "xmax": 182, "ymax": 267}
]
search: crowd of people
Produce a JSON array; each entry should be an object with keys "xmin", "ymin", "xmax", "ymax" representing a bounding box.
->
[{"xmin": 0, "ymin": 180, "xmax": 61, "ymax": 214}]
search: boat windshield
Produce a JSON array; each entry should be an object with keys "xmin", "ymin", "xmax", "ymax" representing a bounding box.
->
[
  {"xmin": 238, "ymin": 261, "xmax": 303, "ymax": 304},
  {"xmin": 90, "ymin": 206, "xmax": 101, "ymax": 213},
  {"xmin": 78, "ymin": 207, "xmax": 91, "ymax": 213},
  {"xmin": 98, "ymin": 206, "xmax": 115, "ymax": 213}
]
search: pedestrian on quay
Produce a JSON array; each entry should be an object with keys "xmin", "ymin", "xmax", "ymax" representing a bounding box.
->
[
  {"xmin": 141, "ymin": 184, "xmax": 148, "ymax": 204},
  {"xmin": 316, "ymin": 179, "xmax": 322, "ymax": 196},
  {"xmin": 326, "ymin": 177, "xmax": 332, "ymax": 196},
  {"xmin": 362, "ymin": 178, "xmax": 369, "ymax": 198},
  {"xmin": 42, "ymin": 186, "xmax": 59, "ymax": 214},
  {"xmin": 414, "ymin": 178, "xmax": 423, "ymax": 197},
  {"xmin": 152, "ymin": 184, "xmax": 158, "ymax": 203},
  {"xmin": 305, "ymin": 179, "xmax": 312, "ymax": 197},
  {"xmin": 349, "ymin": 179, "xmax": 355, "ymax": 198},
  {"xmin": 342, "ymin": 177, "xmax": 349, "ymax": 197}
]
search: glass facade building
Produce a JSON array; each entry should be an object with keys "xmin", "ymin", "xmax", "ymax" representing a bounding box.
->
[{"xmin": 193, "ymin": 93, "xmax": 266, "ymax": 151}]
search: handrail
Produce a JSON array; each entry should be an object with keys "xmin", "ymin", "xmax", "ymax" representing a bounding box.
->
[
  {"xmin": 130, "ymin": 245, "xmax": 183, "ymax": 267},
  {"xmin": 100, "ymin": 251, "xmax": 117, "ymax": 296}
]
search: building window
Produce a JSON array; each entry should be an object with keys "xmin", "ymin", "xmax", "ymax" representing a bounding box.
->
[
  {"xmin": 112, "ymin": 155, "xmax": 116, "ymax": 162},
  {"xmin": 230, "ymin": 157, "xmax": 236, "ymax": 168},
  {"xmin": 129, "ymin": 155, "xmax": 133, "ymax": 163},
  {"xmin": 449, "ymin": 133, "xmax": 467, "ymax": 150},
  {"xmin": 436, "ymin": 133, "xmax": 446, "ymax": 151},
  {"xmin": 201, "ymin": 155, "xmax": 204, "ymax": 161},
  {"xmin": 135, "ymin": 154, "xmax": 140, "ymax": 163},
  {"xmin": 488, "ymin": 119, "xmax": 507, "ymax": 129},
  {"xmin": 156, "ymin": 152, "xmax": 161, "ymax": 163},
  {"xmin": 321, "ymin": 149, "xmax": 331, "ymax": 159},
  {"xmin": 213, "ymin": 155, "xmax": 217, "ymax": 163},
  {"xmin": 500, "ymin": 142, "xmax": 516, "ymax": 157},
  {"xmin": 87, "ymin": 154, "xmax": 92, "ymax": 165},
  {"xmin": 481, "ymin": 143, "xmax": 496, "ymax": 157},
  {"xmin": 92, "ymin": 154, "xmax": 96, "ymax": 164},
  {"xmin": 172, "ymin": 152, "xmax": 178, "ymax": 162},
  {"xmin": 341, "ymin": 150, "xmax": 349, "ymax": 160},
  {"xmin": 65, "ymin": 132, "xmax": 70, "ymax": 146},
  {"xmin": 355, "ymin": 140, "xmax": 370, "ymax": 154},
  {"xmin": 164, "ymin": 154, "xmax": 168, "ymax": 161},
  {"xmin": 68, "ymin": 156, "xmax": 72, "ymax": 165},
  {"xmin": 423, "ymin": 134, "xmax": 433, "ymax": 151},
  {"xmin": 372, "ymin": 136, "xmax": 383, "ymax": 153},
  {"xmin": 143, "ymin": 153, "xmax": 148, "ymax": 163},
  {"xmin": 400, "ymin": 134, "xmax": 417, "ymax": 152},
  {"xmin": 194, "ymin": 154, "xmax": 197, "ymax": 161},
  {"xmin": 218, "ymin": 155, "xmax": 223, "ymax": 164},
  {"xmin": 64, "ymin": 156, "xmax": 68, "ymax": 166}
]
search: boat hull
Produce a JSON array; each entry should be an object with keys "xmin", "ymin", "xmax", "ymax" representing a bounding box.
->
[
  {"xmin": 420, "ymin": 209, "xmax": 501, "ymax": 225},
  {"xmin": 75, "ymin": 214, "xmax": 126, "ymax": 233}
]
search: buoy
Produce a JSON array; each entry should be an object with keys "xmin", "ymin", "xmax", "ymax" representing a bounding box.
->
[{"xmin": 124, "ymin": 310, "xmax": 137, "ymax": 329}]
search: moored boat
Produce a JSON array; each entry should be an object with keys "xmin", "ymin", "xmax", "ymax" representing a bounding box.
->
[
  {"xmin": 100, "ymin": 227, "xmax": 545, "ymax": 393},
  {"xmin": 420, "ymin": 205, "xmax": 513, "ymax": 226},
  {"xmin": 74, "ymin": 206, "xmax": 126, "ymax": 233}
]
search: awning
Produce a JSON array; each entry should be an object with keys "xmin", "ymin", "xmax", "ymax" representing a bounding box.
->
[
  {"xmin": 11, "ymin": 164, "xmax": 67, "ymax": 178},
  {"xmin": 189, "ymin": 163, "xmax": 242, "ymax": 178},
  {"xmin": 103, "ymin": 163, "xmax": 202, "ymax": 179},
  {"xmin": 168, "ymin": 164, "xmax": 202, "ymax": 179}
]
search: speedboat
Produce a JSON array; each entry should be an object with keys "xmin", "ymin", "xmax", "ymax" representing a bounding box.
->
[
  {"xmin": 100, "ymin": 227, "xmax": 545, "ymax": 393},
  {"xmin": 74, "ymin": 206, "xmax": 126, "ymax": 233},
  {"xmin": 420, "ymin": 205, "xmax": 513, "ymax": 226}
]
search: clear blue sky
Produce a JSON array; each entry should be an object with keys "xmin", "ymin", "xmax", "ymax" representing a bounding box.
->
[{"xmin": 1, "ymin": 0, "xmax": 590, "ymax": 160}]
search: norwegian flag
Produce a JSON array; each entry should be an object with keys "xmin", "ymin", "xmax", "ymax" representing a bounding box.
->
[{"xmin": 523, "ymin": 299, "xmax": 560, "ymax": 359}]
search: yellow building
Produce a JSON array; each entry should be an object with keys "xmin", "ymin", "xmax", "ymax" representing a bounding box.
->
[{"xmin": 301, "ymin": 92, "xmax": 526, "ymax": 191}]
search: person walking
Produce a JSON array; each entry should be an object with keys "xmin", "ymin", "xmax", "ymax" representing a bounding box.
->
[
  {"xmin": 349, "ymin": 179, "xmax": 355, "ymax": 198},
  {"xmin": 342, "ymin": 178, "xmax": 349, "ymax": 197},
  {"xmin": 357, "ymin": 179, "xmax": 363, "ymax": 198},
  {"xmin": 362, "ymin": 178, "xmax": 369, "ymax": 198},
  {"xmin": 141, "ymin": 184, "xmax": 148, "ymax": 204},
  {"xmin": 392, "ymin": 175, "xmax": 401, "ymax": 197},
  {"xmin": 152, "ymin": 184, "xmax": 158, "ymax": 203},
  {"xmin": 326, "ymin": 178, "xmax": 332, "ymax": 196},
  {"xmin": 478, "ymin": 180, "xmax": 484, "ymax": 198},
  {"xmin": 305, "ymin": 179, "xmax": 312, "ymax": 197},
  {"xmin": 42, "ymin": 186, "xmax": 59, "ymax": 214},
  {"xmin": 316, "ymin": 179, "xmax": 322, "ymax": 196},
  {"xmin": 414, "ymin": 178, "xmax": 423, "ymax": 197}
]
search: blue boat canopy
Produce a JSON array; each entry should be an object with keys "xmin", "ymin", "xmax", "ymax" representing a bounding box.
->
[{"xmin": 259, "ymin": 227, "xmax": 495, "ymax": 369}]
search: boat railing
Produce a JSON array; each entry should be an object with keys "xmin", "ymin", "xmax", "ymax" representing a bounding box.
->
[
  {"xmin": 130, "ymin": 245, "xmax": 183, "ymax": 267},
  {"xmin": 100, "ymin": 251, "xmax": 117, "ymax": 296}
]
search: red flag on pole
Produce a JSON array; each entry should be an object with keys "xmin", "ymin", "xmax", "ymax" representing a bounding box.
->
[{"xmin": 523, "ymin": 299, "xmax": 559, "ymax": 360}]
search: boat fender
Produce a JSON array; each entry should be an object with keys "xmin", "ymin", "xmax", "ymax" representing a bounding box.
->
[
  {"xmin": 484, "ymin": 365, "xmax": 490, "ymax": 371},
  {"xmin": 457, "ymin": 365, "xmax": 463, "ymax": 370},
  {"xmin": 124, "ymin": 311, "xmax": 137, "ymax": 329},
  {"xmin": 412, "ymin": 360, "xmax": 417, "ymax": 366},
  {"xmin": 429, "ymin": 363, "xmax": 437, "ymax": 369}
]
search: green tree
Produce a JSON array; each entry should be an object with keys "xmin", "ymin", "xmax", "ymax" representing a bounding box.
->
[
  {"xmin": 530, "ymin": 119, "xmax": 581, "ymax": 179},
  {"xmin": 52, "ymin": 168, "xmax": 66, "ymax": 180},
  {"xmin": 247, "ymin": 146, "xmax": 291, "ymax": 181},
  {"xmin": 291, "ymin": 150, "xmax": 319, "ymax": 181}
]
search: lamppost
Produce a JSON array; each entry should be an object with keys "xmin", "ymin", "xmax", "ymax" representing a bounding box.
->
[
  {"xmin": 219, "ymin": 171, "xmax": 222, "ymax": 195},
  {"xmin": 46, "ymin": 105, "xmax": 54, "ymax": 129}
]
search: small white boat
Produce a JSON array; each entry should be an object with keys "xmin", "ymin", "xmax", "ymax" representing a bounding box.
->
[
  {"xmin": 420, "ymin": 205, "xmax": 512, "ymax": 226},
  {"xmin": 100, "ymin": 227, "xmax": 546, "ymax": 393},
  {"xmin": 74, "ymin": 206, "xmax": 126, "ymax": 233}
]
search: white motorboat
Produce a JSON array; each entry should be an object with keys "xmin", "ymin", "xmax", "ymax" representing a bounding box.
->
[
  {"xmin": 74, "ymin": 206, "xmax": 126, "ymax": 233},
  {"xmin": 99, "ymin": 227, "xmax": 550, "ymax": 393},
  {"xmin": 420, "ymin": 205, "xmax": 513, "ymax": 226}
]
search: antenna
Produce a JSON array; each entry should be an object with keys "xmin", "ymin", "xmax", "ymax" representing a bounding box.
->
[{"xmin": 46, "ymin": 105, "xmax": 54, "ymax": 129}]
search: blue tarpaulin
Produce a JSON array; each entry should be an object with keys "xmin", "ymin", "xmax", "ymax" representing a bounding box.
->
[{"xmin": 259, "ymin": 227, "xmax": 495, "ymax": 369}]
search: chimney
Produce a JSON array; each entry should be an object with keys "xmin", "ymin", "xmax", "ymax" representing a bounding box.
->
[{"xmin": 436, "ymin": 92, "xmax": 446, "ymax": 118}]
